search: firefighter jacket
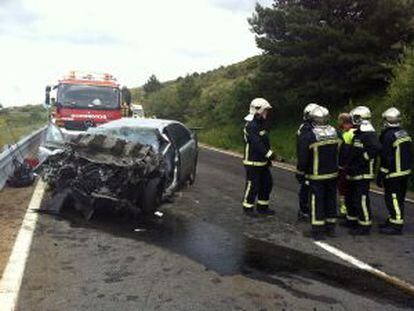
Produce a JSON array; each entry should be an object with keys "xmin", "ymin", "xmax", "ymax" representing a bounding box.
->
[
  {"xmin": 297, "ymin": 125, "xmax": 340, "ymax": 180},
  {"xmin": 379, "ymin": 127, "xmax": 412, "ymax": 179},
  {"xmin": 243, "ymin": 116, "xmax": 273, "ymax": 166},
  {"xmin": 296, "ymin": 121, "xmax": 313, "ymax": 158},
  {"xmin": 345, "ymin": 121, "xmax": 381, "ymax": 180}
]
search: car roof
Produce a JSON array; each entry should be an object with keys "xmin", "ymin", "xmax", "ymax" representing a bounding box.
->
[{"xmin": 96, "ymin": 118, "xmax": 179, "ymax": 131}]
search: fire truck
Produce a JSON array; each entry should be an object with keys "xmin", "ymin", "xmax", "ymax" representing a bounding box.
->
[{"xmin": 45, "ymin": 71, "xmax": 131, "ymax": 133}]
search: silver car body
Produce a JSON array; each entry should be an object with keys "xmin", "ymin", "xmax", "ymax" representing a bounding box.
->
[{"xmin": 87, "ymin": 118, "xmax": 198, "ymax": 194}]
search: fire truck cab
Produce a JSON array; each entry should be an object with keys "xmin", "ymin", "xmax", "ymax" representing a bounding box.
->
[{"xmin": 45, "ymin": 71, "xmax": 131, "ymax": 134}]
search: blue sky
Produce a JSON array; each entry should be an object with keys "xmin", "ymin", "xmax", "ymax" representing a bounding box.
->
[{"xmin": 0, "ymin": 0, "xmax": 272, "ymax": 106}]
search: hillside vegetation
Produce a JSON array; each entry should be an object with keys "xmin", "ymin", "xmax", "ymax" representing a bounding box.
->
[
  {"xmin": 135, "ymin": 49, "xmax": 414, "ymax": 163},
  {"xmin": 136, "ymin": 0, "xmax": 414, "ymax": 165},
  {"xmin": 0, "ymin": 105, "xmax": 48, "ymax": 150}
]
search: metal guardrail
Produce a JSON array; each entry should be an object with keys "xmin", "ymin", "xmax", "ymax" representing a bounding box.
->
[{"xmin": 0, "ymin": 126, "xmax": 47, "ymax": 190}]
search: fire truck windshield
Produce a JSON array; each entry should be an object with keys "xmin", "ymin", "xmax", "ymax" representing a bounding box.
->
[{"xmin": 57, "ymin": 84, "xmax": 120, "ymax": 110}]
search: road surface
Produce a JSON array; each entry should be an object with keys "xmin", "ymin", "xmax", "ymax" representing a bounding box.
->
[{"xmin": 11, "ymin": 147, "xmax": 414, "ymax": 310}]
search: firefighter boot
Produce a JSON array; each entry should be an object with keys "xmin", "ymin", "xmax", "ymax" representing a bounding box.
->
[
  {"xmin": 243, "ymin": 208, "xmax": 257, "ymax": 218},
  {"xmin": 340, "ymin": 218, "xmax": 357, "ymax": 229},
  {"xmin": 349, "ymin": 226, "xmax": 371, "ymax": 236},
  {"xmin": 312, "ymin": 230, "xmax": 326, "ymax": 241},
  {"xmin": 256, "ymin": 204, "xmax": 275, "ymax": 216},
  {"xmin": 379, "ymin": 225, "xmax": 402, "ymax": 235},
  {"xmin": 325, "ymin": 224, "xmax": 336, "ymax": 238},
  {"xmin": 297, "ymin": 210, "xmax": 310, "ymax": 222}
]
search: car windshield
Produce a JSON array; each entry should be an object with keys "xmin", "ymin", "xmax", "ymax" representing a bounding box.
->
[
  {"xmin": 89, "ymin": 126, "xmax": 160, "ymax": 151},
  {"xmin": 44, "ymin": 124, "xmax": 65, "ymax": 145},
  {"xmin": 57, "ymin": 84, "xmax": 120, "ymax": 110}
]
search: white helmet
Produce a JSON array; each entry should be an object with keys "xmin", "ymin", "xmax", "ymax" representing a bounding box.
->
[
  {"xmin": 303, "ymin": 103, "xmax": 319, "ymax": 121},
  {"xmin": 350, "ymin": 106, "xmax": 371, "ymax": 125},
  {"xmin": 382, "ymin": 107, "xmax": 401, "ymax": 128},
  {"xmin": 310, "ymin": 106, "xmax": 330, "ymax": 126},
  {"xmin": 244, "ymin": 98, "xmax": 272, "ymax": 121}
]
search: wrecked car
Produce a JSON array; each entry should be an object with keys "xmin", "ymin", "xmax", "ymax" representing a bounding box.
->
[
  {"xmin": 87, "ymin": 118, "xmax": 198, "ymax": 193},
  {"xmin": 40, "ymin": 118, "xmax": 198, "ymax": 219}
]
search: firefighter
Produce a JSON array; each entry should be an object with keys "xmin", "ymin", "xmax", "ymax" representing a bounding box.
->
[
  {"xmin": 296, "ymin": 106, "xmax": 340, "ymax": 240},
  {"xmin": 242, "ymin": 98, "xmax": 275, "ymax": 217},
  {"xmin": 296, "ymin": 103, "xmax": 319, "ymax": 221},
  {"xmin": 377, "ymin": 108, "xmax": 412, "ymax": 235},
  {"xmin": 121, "ymin": 102, "xmax": 131, "ymax": 117},
  {"xmin": 345, "ymin": 106, "xmax": 381, "ymax": 235},
  {"xmin": 337, "ymin": 113, "xmax": 355, "ymax": 218}
]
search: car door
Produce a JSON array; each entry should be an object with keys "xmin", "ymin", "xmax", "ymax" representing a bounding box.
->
[{"xmin": 167, "ymin": 123, "xmax": 196, "ymax": 182}]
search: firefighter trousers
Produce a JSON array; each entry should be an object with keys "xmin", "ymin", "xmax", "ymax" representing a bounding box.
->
[
  {"xmin": 309, "ymin": 179, "xmax": 337, "ymax": 232},
  {"xmin": 384, "ymin": 177, "xmax": 408, "ymax": 229},
  {"xmin": 243, "ymin": 165, "xmax": 273, "ymax": 210},
  {"xmin": 346, "ymin": 180, "xmax": 372, "ymax": 228},
  {"xmin": 299, "ymin": 180, "xmax": 310, "ymax": 214}
]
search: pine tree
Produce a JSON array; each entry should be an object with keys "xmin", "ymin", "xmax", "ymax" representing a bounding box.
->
[
  {"xmin": 249, "ymin": 0, "xmax": 414, "ymax": 115},
  {"xmin": 143, "ymin": 74, "xmax": 162, "ymax": 94}
]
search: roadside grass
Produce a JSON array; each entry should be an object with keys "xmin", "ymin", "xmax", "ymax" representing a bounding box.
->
[
  {"xmin": 197, "ymin": 122, "xmax": 298, "ymax": 164},
  {"xmin": 0, "ymin": 124, "xmax": 45, "ymax": 150},
  {"xmin": 198, "ymin": 124, "xmax": 245, "ymax": 154},
  {"xmin": 0, "ymin": 105, "xmax": 47, "ymax": 150}
]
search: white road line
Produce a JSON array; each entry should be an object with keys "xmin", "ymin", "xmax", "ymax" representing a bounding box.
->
[
  {"xmin": 203, "ymin": 144, "xmax": 414, "ymax": 294},
  {"xmin": 200, "ymin": 144, "xmax": 414, "ymax": 204},
  {"xmin": 0, "ymin": 180, "xmax": 46, "ymax": 311},
  {"xmin": 315, "ymin": 241, "xmax": 414, "ymax": 295}
]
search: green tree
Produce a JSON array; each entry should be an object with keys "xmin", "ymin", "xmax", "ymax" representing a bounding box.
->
[
  {"xmin": 176, "ymin": 75, "xmax": 200, "ymax": 106},
  {"xmin": 143, "ymin": 74, "xmax": 162, "ymax": 94},
  {"xmin": 249, "ymin": 0, "xmax": 414, "ymax": 116},
  {"xmin": 385, "ymin": 49, "xmax": 414, "ymax": 131}
]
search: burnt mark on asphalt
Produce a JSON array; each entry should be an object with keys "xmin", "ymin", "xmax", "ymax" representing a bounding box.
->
[{"xmin": 39, "ymin": 202, "xmax": 414, "ymax": 308}]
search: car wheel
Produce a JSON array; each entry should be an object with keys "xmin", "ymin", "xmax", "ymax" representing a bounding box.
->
[
  {"xmin": 141, "ymin": 177, "xmax": 162, "ymax": 215},
  {"xmin": 188, "ymin": 156, "xmax": 198, "ymax": 185}
]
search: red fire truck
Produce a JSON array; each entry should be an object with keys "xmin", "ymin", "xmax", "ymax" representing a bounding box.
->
[{"xmin": 45, "ymin": 71, "xmax": 131, "ymax": 133}]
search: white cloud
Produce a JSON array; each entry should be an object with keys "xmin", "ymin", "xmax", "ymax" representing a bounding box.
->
[
  {"xmin": 0, "ymin": 0, "xmax": 272, "ymax": 106},
  {"xmin": 211, "ymin": 0, "xmax": 273, "ymax": 12}
]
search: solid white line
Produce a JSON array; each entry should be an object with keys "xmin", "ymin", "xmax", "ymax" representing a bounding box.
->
[
  {"xmin": 200, "ymin": 144, "xmax": 295, "ymax": 172},
  {"xmin": 202, "ymin": 144, "xmax": 414, "ymax": 293},
  {"xmin": 200, "ymin": 144, "xmax": 414, "ymax": 203},
  {"xmin": 315, "ymin": 241, "xmax": 414, "ymax": 295},
  {"xmin": 0, "ymin": 180, "xmax": 46, "ymax": 311}
]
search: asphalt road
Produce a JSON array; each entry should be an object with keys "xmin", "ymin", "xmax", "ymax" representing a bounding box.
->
[{"xmin": 15, "ymin": 147, "xmax": 414, "ymax": 310}]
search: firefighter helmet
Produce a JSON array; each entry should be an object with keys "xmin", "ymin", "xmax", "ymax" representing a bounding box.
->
[
  {"xmin": 350, "ymin": 106, "xmax": 371, "ymax": 125},
  {"xmin": 310, "ymin": 106, "xmax": 330, "ymax": 126},
  {"xmin": 303, "ymin": 103, "xmax": 319, "ymax": 121},
  {"xmin": 382, "ymin": 107, "xmax": 401, "ymax": 128},
  {"xmin": 244, "ymin": 98, "xmax": 272, "ymax": 121}
]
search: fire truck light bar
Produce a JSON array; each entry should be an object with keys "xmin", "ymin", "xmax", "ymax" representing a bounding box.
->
[{"xmin": 60, "ymin": 71, "xmax": 119, "ymax": 86}]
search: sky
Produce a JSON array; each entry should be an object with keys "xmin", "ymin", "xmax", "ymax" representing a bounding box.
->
[{"xmin": 0, "ymin": 0, "xmax": 273, "ymax": 107}]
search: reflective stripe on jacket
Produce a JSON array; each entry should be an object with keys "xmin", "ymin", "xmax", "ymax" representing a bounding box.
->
[
  {"xmin": 297, "ymin": 125, "xmax": 340, "ymax": 180},
  {"xmin": 379, "ymin": 127, "xmax": 412, "ymax": 179},
  {"xmin": 346, "ymin": 128, "xmax": 381, "ymax": 181},
  {"xmin": 243, "ymin": 117, "xmax": 272, "ymax": 166}
]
